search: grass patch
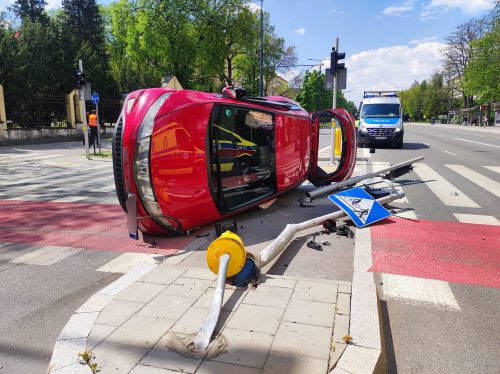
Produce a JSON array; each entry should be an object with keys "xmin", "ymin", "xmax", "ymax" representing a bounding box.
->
[{"xmin": 83, "ymin": 150, "xmax": 112, "ymax": 158}]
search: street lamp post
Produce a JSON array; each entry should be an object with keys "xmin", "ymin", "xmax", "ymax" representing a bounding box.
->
[{"xmin": 259, "ymin": 0, "xmax": 264, "ymax": 96}]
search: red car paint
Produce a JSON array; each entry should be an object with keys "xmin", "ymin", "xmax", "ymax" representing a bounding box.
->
[{"xmin": 113, "ymin": 88, "xmax": 357, "ymax": 236}]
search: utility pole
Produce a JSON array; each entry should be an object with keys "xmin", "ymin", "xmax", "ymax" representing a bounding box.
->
[
  {"xmin": 259, "ymin": 0, "xmax": 264, "ymax": 97},
  {"xmin": 78, "ymin": 59, "xmax": 90, "ymax": 160},
  {"xmin": 331, "ymin": 37, "xmax": 339, "ymax": 165}
]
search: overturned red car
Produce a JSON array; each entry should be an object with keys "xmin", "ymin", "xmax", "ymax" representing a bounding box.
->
[{"xmin": 112, "ymin": 86, "xmax": 357, "ymax": 237}]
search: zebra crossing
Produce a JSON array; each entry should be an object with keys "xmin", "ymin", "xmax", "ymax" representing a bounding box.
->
[
  {"xmin": 367, "ymin": 160, "xmax": 500, "ymax": 225},
  {"xmin": 0, "ymin": 148, "xmax": 118, "ymax": 204}
]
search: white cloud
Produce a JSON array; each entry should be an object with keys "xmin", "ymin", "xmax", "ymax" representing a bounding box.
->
[
  {"xmin": 421, "ymin": 0, "xmax": 496, "ymax": 17},
  {"xmin": 341, "ymin": 41, "xmax": 446, "ymax": 105},
  {"xmin": 382, "ymin": 1, "xmax": 414, "ymax": 15},
  {"xmin": 409, "ymin": 36, "xmax": 437, "ymax": 45},
  {"xmin": 328, "ymin": 8, "xmax": 345, "ymax": 15},
  {"xmin": 46, "ymin": 0, "xmax": 61, "ymax": 9},
  {"xmin": 293, "ymin": 27, "xmax": 305, "ymax": 35},
  {"xmin": 244, "ymin": 2, "xmax": 261, "ymax": 13}
]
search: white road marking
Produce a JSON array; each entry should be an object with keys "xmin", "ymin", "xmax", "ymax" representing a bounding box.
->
[
  {"xmin": 377, "ymin": 273, "xmax": 460, "ymax": 310},
  {"xmin": 453, "ymin": 214, "xmax": 500, "ymax": 226},
  {"xmin": 444, "ymin": 151, "xmax": 456, "ymax": 156},
  {"xmin": 445, "ymin": 164, "xmax": 500, "ymax": 198},
  {"xmin": 483, "ymin": 166, "xmax": 500, "ymax": 174},
  {"xmin": 89, "ymin": 184, "xmax": 117, "ymax": 193},
  {"xmin": 392, "ymin": 208, "xmax": 418, "ymax": 220},
  {"xmin": 52, "ymin": 196, "xmax": 88, "ymax": 203},
  {"xmin": 0, "ymin": 154, "xmax": 63, "ymax": 164},
  {"xmin": 412, "ymin": 163, "xmax": 480, "ymax": 208},
  {"xmin": 453, "ymin": 137, "xmax": 500, "ymax": 148},
  {"xmin": 362, "ymin": 147, "xmax": 371, "ymax": 158},
  {"xmin": 10, "ymin": 246, "xmax": 82, "ymax": 266},
  {"xmin": 319, "ymin": 145, "xmax": 331, "ymax": 153},
  {"xmin": 97, "ymin": 253, "xmax": 159, "ymax": 273}
]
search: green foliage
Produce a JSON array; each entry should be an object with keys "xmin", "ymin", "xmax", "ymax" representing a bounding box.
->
[
  {"xmin": 295, "ymin": 70, "xmax": 356, "ymax": 115},
  {"xmin": 9, "ymin": 0, "xmax": 49, "ymax": 24},
  {"xmin": 464, "ymin": 21, "xmax": 500, "ymax": 103}
]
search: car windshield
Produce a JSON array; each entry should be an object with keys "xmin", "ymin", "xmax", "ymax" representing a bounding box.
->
[{"xmin": 361, "ymin": 104, "xmax": 400, "ymax": 118}]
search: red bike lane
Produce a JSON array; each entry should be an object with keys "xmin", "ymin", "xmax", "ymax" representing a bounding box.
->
[
  {"xmin": 370, "ymin": 217, "xmax": 500, "ymax": 289},
  {"xmin": 0, "ymin": 199, "xmax": 194, "ymax": 255}
]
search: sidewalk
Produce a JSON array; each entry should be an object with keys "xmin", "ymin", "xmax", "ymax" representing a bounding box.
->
[
  {"xmin": 408, "ymin": 121, "xmax": 500, "ymax": 134},
  {"xmin": 48, "ymin": 151, "xmax": 382, "ymax": 374}
]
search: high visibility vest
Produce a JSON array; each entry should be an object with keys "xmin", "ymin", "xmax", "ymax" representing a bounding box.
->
[{"xmin": 89, "ymin": 114, "xmax": 97, "ymax": 127}]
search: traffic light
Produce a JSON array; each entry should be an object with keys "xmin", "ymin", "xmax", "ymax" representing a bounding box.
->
[
  {"xmin": 74, "ymin": 68, "xmax": 86, "ymax": 89},
  {"xmin": 330, "ymin": 47, "xmax": 346, "ymax": 75}
]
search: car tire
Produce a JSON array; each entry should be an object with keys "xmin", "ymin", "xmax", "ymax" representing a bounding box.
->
[{"xmin": 394, "ymin": 140, "xmax": 403, "ymax": 149}]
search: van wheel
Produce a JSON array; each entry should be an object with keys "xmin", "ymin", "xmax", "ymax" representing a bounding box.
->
[{"xmin": 394, "ymin": 140, "xmax": 403, "ymax": 149}]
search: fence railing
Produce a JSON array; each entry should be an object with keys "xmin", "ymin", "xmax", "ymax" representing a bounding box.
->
[
  {"xmin": 4, "ymin": 93, "xmax": 122, "ymax": 129},
  {"xmin": 6, "ymin": 93, "xmax": 68, "ymax": 128}
]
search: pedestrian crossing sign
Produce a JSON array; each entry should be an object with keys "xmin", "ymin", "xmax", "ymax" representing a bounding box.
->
[{"xmin": 328, "ymin": 187, "xmax": 392, "ymax": 227}]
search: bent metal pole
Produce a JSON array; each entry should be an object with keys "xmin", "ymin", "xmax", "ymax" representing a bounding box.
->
[
  {"xmin": 193, "ymin": 253, "xmax": 230, "ymax": 352},
  {"xmin": 259, "ymin": 190, "xmax": 405, "ymax": 267},
  {"xmin": 307, "ymin": 156, "xmax": 424, "ymax": 200}
]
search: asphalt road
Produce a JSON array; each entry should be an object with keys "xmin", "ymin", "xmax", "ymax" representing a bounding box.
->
[{"xmin": 366, "ymin": 123, "xmax": 500, "ymax": 373}]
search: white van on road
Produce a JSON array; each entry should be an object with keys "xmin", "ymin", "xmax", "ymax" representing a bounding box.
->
[{"xmin": 358, "ymin": 91, "xmax": 404, "ymax": 148}]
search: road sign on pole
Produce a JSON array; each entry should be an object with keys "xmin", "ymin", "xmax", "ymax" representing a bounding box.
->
[
  {"xmin": 92, "ymin": 92, "xmax": 99, "ymax": 105},
  {"xmin": 92, "ymin": 92, "xmax": 101, "ymax": 153},
  {"xmin": 328, "ymin": 187, "xmax": 392, "ymax": 227}
]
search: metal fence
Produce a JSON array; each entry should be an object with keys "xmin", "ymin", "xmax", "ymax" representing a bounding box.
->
[
  {"xmin": 5, "ymin": 93, "xmax": 122, "ymax": 128},
  {"xmin": 85, "ymin": 98, "xmax": 122, "ymax": 126},
  {"xmin": 6, "ymin": 93, "xmax": 68, "ymax": 128}
]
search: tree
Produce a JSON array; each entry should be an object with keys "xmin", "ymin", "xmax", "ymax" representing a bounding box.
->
[
  {"xmin": 9, "ymin": 0, "xmax": 49, "ymax": 24},
  {"xmin": 62, "ymin": 0, "xmax": 118, "ymax": 97},
  {"xmin": 295, "ymin": 70, "xmax": 356, "ymax": 114},
  {"xmin": 464, "ymin": 20, "xmax": 500, "ymax": 104},
  {"xmin": 442, "ymin": 14, "xmax": 494, "ymax": 107}
]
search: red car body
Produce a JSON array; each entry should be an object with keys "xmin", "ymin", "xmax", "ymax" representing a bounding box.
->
[{"xmin": 113, "ymin": 88, "xmax": 357, "ymax": 237}]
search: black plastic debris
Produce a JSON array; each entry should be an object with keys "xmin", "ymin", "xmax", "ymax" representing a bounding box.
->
[
  {"xmin": 215, "ymin": 221, "xmax": 238, "ymax": 237},
  {"xmin": 323, "ymin": 219, "xmax": 337, "ymax": 234},
  {"xmin": 336, "ymin": 224, "xmax": 354, "ymax": 238}
]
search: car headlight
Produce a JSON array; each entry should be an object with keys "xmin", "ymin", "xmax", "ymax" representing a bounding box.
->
[
  {"xmin": 359, "ymin": 124, "xmax": 368, "ymax": 133},
  {"xmin": 133, "ymin": 92, "xmax": 178, "ymax": 231},
  {"xmin": 394, "ymin": 127, "xmax": 401, "ymax": 133}
]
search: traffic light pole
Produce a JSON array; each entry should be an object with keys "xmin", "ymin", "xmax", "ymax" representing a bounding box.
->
[
  {"xmin": 79, "ymin": 60, "xmax": 90, "ymax": 160},
  {"xmin": 96, "ymin": 102, "xmax": 102, "ymax": 154},
  {"xmin": 330, "ymin": 37, "xmax": 339, "ymax": 165}
]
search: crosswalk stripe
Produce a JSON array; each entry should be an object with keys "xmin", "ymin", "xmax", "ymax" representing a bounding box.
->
[
  {"xmin": 89, "ymin": 184, "xmax": 117, "ymax": 193},
  {"xmin": 412, "ymin": 163, "xmax": 480, "ymax": 208},
  {"xmin": 445, "ymin": 164, "xmax": 500, "ymax": 198},
  {"xmin": 391, "ymin": 208, "xmax": 418, "ymax": 220},
  {"xmin": 453, "ymin": 213, "xmax": 500, "ymax": 226},
  {"xmin": 10, "ymin": 246, "xmax": 83, "ymax": 266},
  {"xmin": 0, "ymin": 154, "xmax": 63, "ymax": 164},
  {"xmin": 0, "ymin": 163, "xmax": 111, "ymax": 186},
  {"xmin": 52, "ymin": 196, "xmax": 89, "ymax": 203},
  {"xmin": 483, "ymin": 166, "xmax": 500, "ymax": 175},
  {"xmin": 377, "ymin": 273, "xmax": 460, "ymax": 310},
  {"xmin": 97, "ymin": 253, "xmax": 158, "ymax": 273}
]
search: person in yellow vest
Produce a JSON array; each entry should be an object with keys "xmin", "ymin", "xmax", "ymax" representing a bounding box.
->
[{"xmin": 88, "ymin": 110, "xmax": 98, "ymax": 147}]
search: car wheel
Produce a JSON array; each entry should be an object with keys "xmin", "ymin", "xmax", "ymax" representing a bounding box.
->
[{"xmin": 238, "ymin": 157, "xmax": 252, "ymax": 175}]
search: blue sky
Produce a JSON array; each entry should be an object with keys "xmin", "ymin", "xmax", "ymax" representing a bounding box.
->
[{"xmin": 1, "ymin": 0, "xmax": 496, "ymax": 104}]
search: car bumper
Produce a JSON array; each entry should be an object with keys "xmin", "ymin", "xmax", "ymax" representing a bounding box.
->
[{"xmin": 358, "ymin": 130, "xmax": 403, "ymax": 145}]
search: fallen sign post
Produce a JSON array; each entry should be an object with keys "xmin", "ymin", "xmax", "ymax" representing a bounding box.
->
[{"xmin": 193, "ymin": 186, "xmax": 405, "ymax": 352}]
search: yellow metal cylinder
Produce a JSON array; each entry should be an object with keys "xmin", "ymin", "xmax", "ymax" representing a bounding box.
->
[
  {"xmin": 335, "ymin": 127, "xmax": 342, "ymax": 156},
  {"xmin": 206, "ymin": 231, "xmax": 246, "ymax": 277}
]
